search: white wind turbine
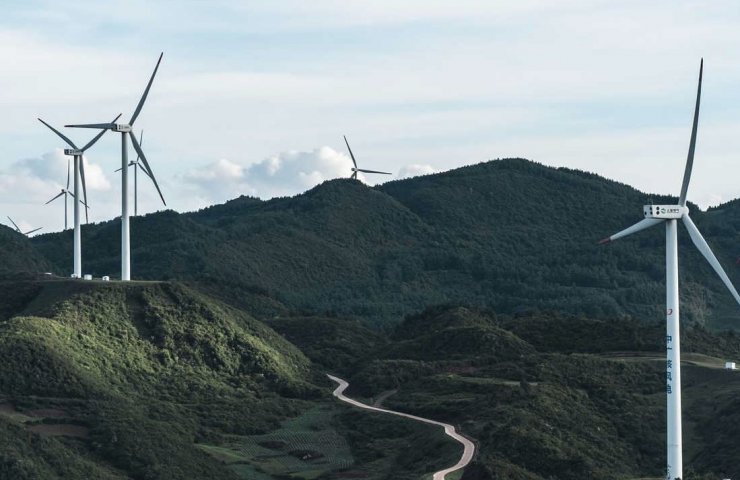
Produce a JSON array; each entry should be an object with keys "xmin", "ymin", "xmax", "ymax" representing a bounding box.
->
[
  {"xmin": 7, "ymin": 217, "xmax": 41, "ymax": 236},
  {"xmin": 38, "ymin": 116, "xmax": 118, "ymax": 278},
  {"xmin": 114, "ymin": 129, "xmax": 153, "ymax": 217},
  {"xmin": 343, "ymin": 136, "xmax": 391, "ymax": 180},
  {"xmin": 44, "ymin": 158, "xmax": 89, "ymax": 231},
  {"xmin": 66, "ymin": 53, "xmax": 166, "ymax": 281},
  {"xmin": 600, "ymin": 59, "xmax": 740, "ymax": 480}
]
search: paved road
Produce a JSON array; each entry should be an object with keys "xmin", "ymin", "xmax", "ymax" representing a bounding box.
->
[{"xmin": 327, "ymin": 374, "xmax": 475, "ymax": 480}]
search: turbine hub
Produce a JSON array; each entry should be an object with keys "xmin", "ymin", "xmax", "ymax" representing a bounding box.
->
[
  {"xmin": 113, "ymin": 124, "xmax": 132, "ymax": 133},
  {"xmin": 643, "ymin": 204, "xmax": 687, "ymax": 219},
  {"xmin": 64, "ymin": 149, "xmax": 83, "ymax": 156}
]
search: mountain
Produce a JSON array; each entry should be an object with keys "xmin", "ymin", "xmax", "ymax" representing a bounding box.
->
[{"xmin": 30, "ymin": 158, "xmax": 740, "ymax": 329}]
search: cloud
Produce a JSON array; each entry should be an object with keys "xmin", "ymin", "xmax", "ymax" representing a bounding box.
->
[
  {"xmin": 398, "ymin": 164, "xmax": 437, "ymax": 179},
  {"xmin": 182, "ymin": 146, "xmax": 357, "ymax": 201},
  {"xmin": 4, "ymin": 149, "xmax": 111, "ymax": 193}
]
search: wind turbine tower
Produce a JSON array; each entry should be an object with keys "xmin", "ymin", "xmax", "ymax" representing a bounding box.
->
[
  {"xmin": 600, "ymin": 59, "xmax": 740, "ymax": 480},
  {"xmin": 67, "ymin": 53, "xmax": 166, "ymax": 281},
  {"xmin": 38, "ymin": 116, "xmax": 118, "ymax": 278}
]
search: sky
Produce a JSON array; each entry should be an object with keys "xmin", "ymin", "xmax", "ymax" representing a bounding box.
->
[{"xmin": 2, "ymin": 0, "xmax": 740, "ymax": 234}]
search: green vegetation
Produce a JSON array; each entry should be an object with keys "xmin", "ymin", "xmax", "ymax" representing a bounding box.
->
[
  {"xmin": 343, "ymin": 306, "xmax": 740, "ymax": 479},
  {"xmin": 3, "ymin": 159, "xmax": 740, "ymax": 478},
  {"xmin": 0, "ymin": 280, "xmax": 318, "ymax": 479},
  {"xmin": 29, "ymin": 159, "xmax": 740, "ymax": 329}
]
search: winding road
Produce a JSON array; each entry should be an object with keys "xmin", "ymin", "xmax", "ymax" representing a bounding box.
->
[{"xmin": 327, "ymin": 374, "xmax": 475, "ymax": 480}]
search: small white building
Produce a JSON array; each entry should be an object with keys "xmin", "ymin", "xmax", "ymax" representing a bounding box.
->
[
  {"xmin": 83, "ymin": 274, "xmax": 93, "ymax": 281},
  {"xmin": 102, "ymin": 276, "xmax": 110, "ymax": 282},
  {"xmin": 725, "ymin": 362, "xmax": 736, "ymax": 370}
]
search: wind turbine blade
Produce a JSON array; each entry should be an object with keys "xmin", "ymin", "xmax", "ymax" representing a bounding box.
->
[
  {"xmin": 79, "ymin": 157, "xmax": 89, "ymax": 208},
  {"xmin": 343, "ymin": 135, "xmax": 358, "ymax": 168},
  {"xmin": 114, "ymin": 166, "xmax": 123, "ymax": 172},
  {"xmin": 25, "ymin": 227, "xmax": 42, "ymax": 235},
  {"xmin": 66, "ymin": 158, "xmax": 71, "ymax": 190},
  {"xmin": 356, "ymin": 169, "xmax": 391, "ymax": 175},
  {"xmin": 129, "ymin": 132, "xmax": 166, "ymax": 205},
  {"xmin": 45, "ymin": 191, "xmax": 65, "ymax": 205},
  {"xmin": 81, "ymin": 114, "xmax": 122, "ymax": 151},
  {"xmin": 679, "ymin": 59, "xmax": 703, "ymax": 206},
  {"xmin": 139, "ymin": 162, "xmax": 154, "ymax": 181},
  {"xmin": 37, "ymin": 118, "xmax": 78, "ymax": 150},
  {"xmin": 65, "ymin": 123, "xmax": 116, "ymax": 129},
  {"xmin": 682, "ymin": 215, "xmax": 740, "ymax": 307},
  {"xmin": 598, "ymin": 218, "xmax": 664, "ymax": 244},
  {"xmin": 129, "ymin": 52, "xmax": 163, "ymax": 125},
  {"xmin": 7, "ymin": 216, "xmax": 20, "ymax": 232},
  {"xmin": 136, "ymin": 129, "xmax": 144, "ymax": 162}
]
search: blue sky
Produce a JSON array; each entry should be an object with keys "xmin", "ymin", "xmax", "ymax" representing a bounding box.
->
[{"xmin": 2, "ymin": 1, "xmax": 740, "ymax": 233}]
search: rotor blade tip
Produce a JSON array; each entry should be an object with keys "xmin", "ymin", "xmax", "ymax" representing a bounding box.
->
[{"xmin": 598, "ymin": 237, "xmax": 612, "ymax": 245}]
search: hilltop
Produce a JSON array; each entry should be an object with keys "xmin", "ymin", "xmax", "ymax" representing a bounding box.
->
[{"xmin": 30, "ymin": 158, "xmax": 740, "ymax": 329}]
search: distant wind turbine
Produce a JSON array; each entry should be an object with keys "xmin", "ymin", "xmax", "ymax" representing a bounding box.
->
[
  {"xmin": 7, "ymin": 217, "xmax": 41, "ymax": 236},
  {"xmin": 343, "ymin": 136, "xmax": 391, "ymax": 180},
  {"xmin": 115, "ymin": 129, "xmax": 153, "ymax": 217},
  {"xmin": 599, "ymin": 59, "xmax": 740, "ymax": 480},
  {"xmin": 44, "ymin": 158, "xmax": 89, "ymax": 231},
  {"xmin": 67, "ymin": 53, "xmax": 166, "ymax": 281},
  {"xmin": 38, "ymin": 114, "xmax": 118, "ymax": 278}
]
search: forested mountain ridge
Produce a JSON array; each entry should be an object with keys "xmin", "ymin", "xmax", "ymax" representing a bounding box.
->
[{"xmin": 28, "ymin": 158, "xmax": 740, "ymax": 329}]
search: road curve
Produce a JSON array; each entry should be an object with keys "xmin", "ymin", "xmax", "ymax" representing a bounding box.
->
[{"xmin": 327, "ymin": 374, "xmax": 475, "ymax": 480}]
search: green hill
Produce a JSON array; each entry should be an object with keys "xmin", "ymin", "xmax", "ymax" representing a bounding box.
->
[
  {"xmin": 0, "ymin": 279, "xmax": 318, "ymax": 480},
  {"xmin": 29, "ymin": 159, "xmax": 740, "ymax": 330}
]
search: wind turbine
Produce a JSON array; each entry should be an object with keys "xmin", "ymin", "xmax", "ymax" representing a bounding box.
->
[
  {"xmin": 115, "ymin": 129, "xmax": 153, "ymax": 216},
  {"xmin": 44, "ymin": 159, "xmax": 88, "ymax": 230},
  {"xmin": 38, "ymin": 115, "xmax": 118, "ymax": 278},
  {"xmin": 599, "ymin": 59, "xmax": 740, "ymax": 480},
  {"xmin": 7, "ymin": 217, "xmax": 41, "ymax": 236},
  {"xmin": 343, "ymin": 136, "xmax": 391, "ymax": 180},
  {"xmin": 66, "ymin": 53, "xmax": 166, "ymax": 281}
]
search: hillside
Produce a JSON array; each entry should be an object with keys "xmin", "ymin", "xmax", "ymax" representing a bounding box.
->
[
  {"xmin": 30, "ymin": 158, "xmax": 740, "ymax": 329},
  {"xmin": 0, "ymin": 279, "xmax": 318, "ymax": 480},
  {"xmin": 0, "ymin": 225, "xmax": 51, "ymax": 275},
  {"xmin": 341, "ymin": 306, "xmax": 740, "ymax": 480}
]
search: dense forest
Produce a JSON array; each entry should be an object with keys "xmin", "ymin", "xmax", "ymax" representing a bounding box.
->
[{"xmin": 29, "ymin": 158, "xmax": 740, "ymax": 330}]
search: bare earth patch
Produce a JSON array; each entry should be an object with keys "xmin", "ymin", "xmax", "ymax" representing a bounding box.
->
[{"xmin": 27, "ymin": 424, "xmax": 89, "ymax": 438}]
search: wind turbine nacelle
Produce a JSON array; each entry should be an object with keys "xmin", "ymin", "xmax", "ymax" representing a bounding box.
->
[
  {"xmin": 113, "ymin": 124, "xmax": 132, "ymax": 133},
  {"xmin": 64, "ymin": 149, "xmax": 83, "ymax": 156},
  {"xmin": 643, "ymin": 205, "xmax": 688, "ymax": 219}
]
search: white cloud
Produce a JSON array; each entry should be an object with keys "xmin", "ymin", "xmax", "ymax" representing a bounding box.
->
[
  {"xmin": 4, "ymin": 149, "xmax": 111, "ymax": 194},
  {"xmin": 182, "ymin": 146, "xmax": 356, "ymax": 202},
  {"xmin": 398, "ymin": 164, "xmax": 437, "ymax": 179}
]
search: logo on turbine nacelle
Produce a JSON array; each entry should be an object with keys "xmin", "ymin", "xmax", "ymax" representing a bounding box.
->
[
  {"xmin": 113, "ymin": 124, "xmax": 132, "ymax": 133},
  {"xmin": 643, "ymin": 205, "xmax": 687, "ymax": 219},
  {"xmin": 64, "ymin": 149, "xmax": 83, "ymax": 156}
]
